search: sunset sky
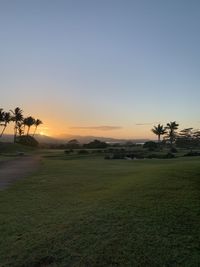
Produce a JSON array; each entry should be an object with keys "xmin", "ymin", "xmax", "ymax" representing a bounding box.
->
[{"xmin": 1, "ymin": 0, "xmax": 200, "ymax": 139}]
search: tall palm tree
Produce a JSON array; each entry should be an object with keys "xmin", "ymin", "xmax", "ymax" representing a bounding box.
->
[
  {"xmin": 33, "ymin": 119, "xmax": 43, "ymax": 136},
  {"xmin": 152, "ymin": 124, "xmax": 167, "ymax": 142},
  {"xmin": 24, "ymin": 116, "xmax": 35, "ymax": 135},
  {"xmin": 166, "ymin": 121, "xmax": 179, "ymax": 145},
  {"xmin": 16, "ymin": 122, "xmax": 25, "ymax": 136},
  {"xmin": 0, "ymin": 112, "xmax": 11, "ymax": 137},
  {"xmin": 0, "ymin": 109, "xmax": 5, "ymax": 125},
  {"xmin": 0, "ymin": 109, "xmax": 5, "ymax": 138},
  {"xmin": 10, "ymin": 107, "xmax": 23, "ymax": 142}
]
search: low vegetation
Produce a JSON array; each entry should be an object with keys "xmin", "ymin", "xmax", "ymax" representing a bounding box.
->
[
  {"xmin": 0, "ymin": 152, "xmax": 199, "ymax": 267},
  {"xmin": 1, "ymin": 111, "xmax": 200, "ymax": 266}
]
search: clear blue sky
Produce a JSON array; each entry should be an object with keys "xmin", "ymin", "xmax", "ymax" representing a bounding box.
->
[{"xmin": 1, "ymin": 0, "xmax": 200, "ymax": 138}]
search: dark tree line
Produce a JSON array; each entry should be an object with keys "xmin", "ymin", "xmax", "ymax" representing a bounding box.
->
[
  {"xmin": 0, "ymin": 107, "xmax": 42, "ymax": 142},
  {"xmin": 152, "ymin": 121, "xmax": 200, "ymax": 148}
]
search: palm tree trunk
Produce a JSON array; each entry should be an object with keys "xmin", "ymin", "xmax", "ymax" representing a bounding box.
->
[
  {"xmin": 33, "ymin": 126, "xmax": 37, "ymax": 137},
  {"xmin": 14, "ymin": 123, "xmax": 17, "ymax": 143},
  {"xmin": 27, "ymin": 126, "xmax": 30, "ymax": 136},
  {"xmin": 0, "ymin": 124, "xmax": 7, "ymax": 138},
  {"xmin": 170, "ymin": 138, "xmax": 173, "ymax": 147}
]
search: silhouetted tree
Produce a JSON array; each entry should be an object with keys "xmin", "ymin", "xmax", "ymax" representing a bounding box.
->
[
  {"xmin": 0, "ymin": 109, "xmax": 5, "ymax": 137},
  {"xmin": 10, "ymin": 107, "xmax": 23, "ymax": 142},
  {"xmin": 166, "ymin": 121, "xmax": 179, "ymax": 146},
  {"xmin": 33, "ymin": 119, "xmax": 43, "ymax": 136},
  {"xmin": 193, "ymin": 130, "xmax": 200, "ymax": 140},
  {"xmin": 17, "ymin": 122, "xmax": 25, "ymax": 136},
  {"xmin": 66, "ymin": 139, "xmax": 80, "ymax": 149},
  {"xmin": 0, "ymin": 112, "xmax": 11, "ymax": 137},
  {"xmin": 24, "ymin": 116, "xmax": 35, "ymax": 135},
  {"xmin": 0, "ymin": 109, "xmax": 4, "ymax": 123},
  {"xmin": 143, "ymin": 141, "xmax": 158, "ymax": 151},
  {"xmin": 84, "ymin": 139, "xmax": 108, "ymax": 149},
  {"xmin": 176, "ymin": 128, "xmax": 200, "ymax": 148},
  {"xmin": 193, "ymin": 130, "xmax": 200, "ymax": 147},
  {"xmin": 151, "ymin": 124, "xmax": 167, "ymax": 142},
  {"xmin": 0, "ymin": 107, "xmax": 43, "ymax": 143}
]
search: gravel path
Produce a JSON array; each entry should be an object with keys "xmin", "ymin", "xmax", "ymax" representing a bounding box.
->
[{"xmin": 0, "ymin": 156, "xmax": 41, "ymax": 189}]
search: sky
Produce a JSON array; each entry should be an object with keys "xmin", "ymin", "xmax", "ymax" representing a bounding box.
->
[{"xmin": 1, "ymin": 0, "xmax": 200, "ymax": 139}]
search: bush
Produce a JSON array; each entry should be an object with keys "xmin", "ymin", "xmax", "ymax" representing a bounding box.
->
[
  {"xmin": 78, "ymin": 149, "xmax": 89, "ymax": 154},
  {"xmin": 147, "ymin": 153, "xmax": 175, "ymax": 159},
  {"xmin": 147, "ymin": 154, "xmax": 158, "ymax": 159},
  {"xmin": 16, "ymin": 135, "xmax": 38, "ymax": 147},
  {"xmin": 84, "ymin": 139, "xmax": 108, "ymax": 149},
  {"xmin": 64, "ymin": 150, "xmax": 73, "ymax": 154},
  {"xmin": 112, "ymin": 153, "xmax": 125, "ymax": 159},
  {"xmin": 66, "ymin": 139, "xmax": 80, "ymax": 149},
  {"xmin": 183, "ymin": 151, "xmax": 200, "ymax": 157},
  {"xmin": 104, "ymin": 150, "xmax": 146, "ymax": 160},
  {"xmin": 104, "ymin": 155, "xmax": 112, "ymax": 159},
  {"xmin": 143, "ymin": 141, "xmax": 158, "ymax": 151},
  {"xmin": 170, "ymin": 147, "xmax": 178, "ymax": 153},
  {"xmin": 91, "ymin": 149, "xmax": 103, "ymax": 154},
  {"xmin": 163, "ymin": 152, "xmax": 175, "ymax": 159}
]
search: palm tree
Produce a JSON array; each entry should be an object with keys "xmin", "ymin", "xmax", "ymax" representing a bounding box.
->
[
  {"xmin": 10, "ymin": 107, "xmax": 23, "ymax": 142},
  {"xmin": 166, "ymin": 121, "xmax": 179, "ymax": 145},
  {"xmin": 24, "ymin": 116, "xmax": 35, "ymax": 135},
  {"xmin": 152, "ymin": 124, "xmax": 167, "ymax": 142},
  {"xmin": 0, "ymin": 109, "xmax": 5, "ymax": 138},
  {"xmin": 0, "ymin": 109, "xmax": 5, "ymax": 125},
  {"xmin": 16, "ymin": 122, "xmax": 25, "ymax": 136},
  {"xmin": 33, "ymin": 119, "xmax": 43, "ymax": 137},
  {"xmin": 0, "ymin": 112, "xmax": 11, "ymax": 137}
]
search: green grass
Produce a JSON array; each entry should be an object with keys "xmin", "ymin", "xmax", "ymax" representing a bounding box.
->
[
  {"xmin": 0, "ymin": 153, "xmax": 200, "ymax": 267},
  {"xmin": 0, "ymin": 142, "xmax": 36, "ymax": 155}
]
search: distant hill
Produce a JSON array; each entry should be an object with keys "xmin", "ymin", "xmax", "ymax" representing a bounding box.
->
[
  {"xmin": 0, "ymin": 134, "xmax": 59, "ymax": 144},
  {"xmin": 54, "ymin": 134, "xmax": 149, "ymax": 144},
  {"xmin": 1, "ymin": 134, "xmax": 149, "ymax": 144}
]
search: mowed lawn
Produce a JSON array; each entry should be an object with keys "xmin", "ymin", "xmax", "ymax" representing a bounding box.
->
[{"xmin": 0, "ymin": 154, "xmax": 200, "ymax": 267}]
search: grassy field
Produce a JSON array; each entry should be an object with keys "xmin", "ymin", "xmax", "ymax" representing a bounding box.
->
[{"xmin": 0, "ymin": 151, "xmax": 200, "ymax": 267}]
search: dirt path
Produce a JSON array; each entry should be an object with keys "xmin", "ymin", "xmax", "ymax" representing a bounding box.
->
[{"xmin": 0, "ymin": 156, "xmax": 41, "ymax": 189}]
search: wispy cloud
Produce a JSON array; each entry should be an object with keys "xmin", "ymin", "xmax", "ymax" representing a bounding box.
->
[{"xmin": 70, "ymin": 126, "xmax": 122, "ymax": 131}]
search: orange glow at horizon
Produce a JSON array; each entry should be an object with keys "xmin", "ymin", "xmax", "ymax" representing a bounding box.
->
[
  {"xmin": 46, "ymin": 123, "xmax": 156, "ymax": 140},
  {"xmin": 4, "ymin": 108, "xmax": 197, "ymax": 140},
  {"xmin": 3, "ymin": 114, "xmax": 156, "ymax": 140}
]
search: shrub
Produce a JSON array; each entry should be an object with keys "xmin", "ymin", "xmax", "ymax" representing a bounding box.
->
[
  {"xmin": 147, "ymin": 154, "xmax": 159, "ymax": 159},
  {"xmin": 183, "ymin": 151, "xmax": 200, "ymax": 157},
  {"xmin": 84, "ymin": 139, "xmax": 108, "ymax": 149},
  {"xmin": 91, "ymin": 149, "xmax": 103, "ymax": 154},
  {"xmin": 170, "ymin": 147, "xmax": 178, "ymax": 153},
  {"xmin": 147, "ymin": 153, "xmax": 175, "ymax": 159},
  {"xmin": 112, "ymin": 153, "xmax": 125, "ymax": 159},
  {"xmin": 66, "ymin": 139, "xmax": 80, "ymax": 149},
  {"xmin": 163, "ymin": 152, "xmax": 175, "ymax": 159},
  {"xmin": 78, "ymin": 149, "xmax": 89, "ymax": 154},
  {"xmin": 16, "ymin": 135, "xmax": 38, "ymax": 147},
  {"xmin": 143, "ymin": 141, "xmax": 158, "ymax": 151},
  {"xmin": 64, "ymin": 150, "xmax": 72, "ymax": 154}
]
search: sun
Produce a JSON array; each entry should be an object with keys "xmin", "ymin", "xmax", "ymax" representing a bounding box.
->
[{"xmin": 40, "ymin": 131, "xmax": 45, "ymax": 135}]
